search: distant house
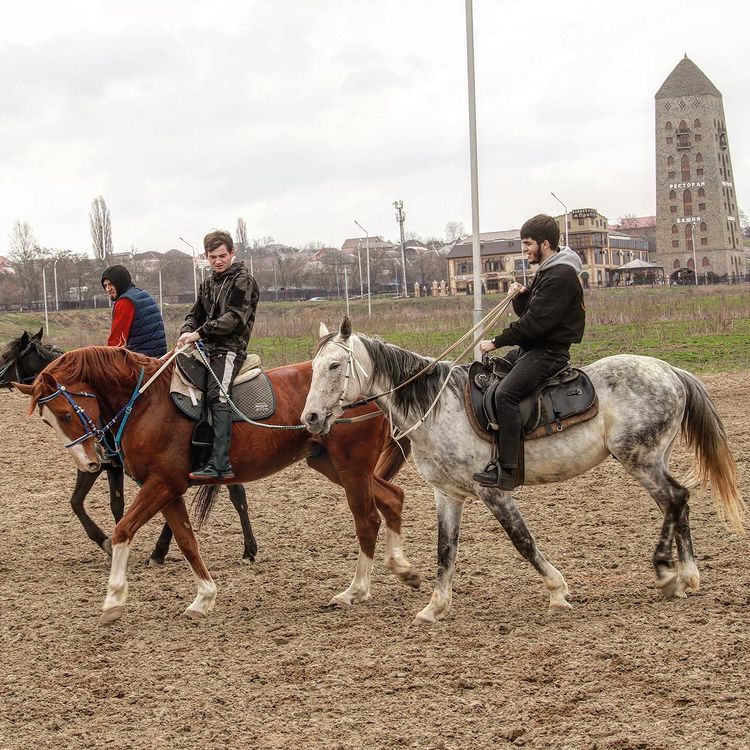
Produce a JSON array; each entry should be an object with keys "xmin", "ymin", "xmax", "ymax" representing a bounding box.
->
[
  {"xmin": 0, "ymin": 255, "xmax": 16, "ymax": 274},
  {"xmin": 608, "ymin": 216, "xmax": 657, "ymax": 253},
  {"xmin": 340, "ymin": 236, "xmax": 396, "ymax": 256}
]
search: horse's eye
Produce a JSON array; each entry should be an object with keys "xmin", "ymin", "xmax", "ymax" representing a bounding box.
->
[
  {"xmin": 329, "ymin": 362, "xmax": 341, "ymax": 371},
  {"xmin": 60, "ymin": 414, "xmax": 73, "ymax": 423}
]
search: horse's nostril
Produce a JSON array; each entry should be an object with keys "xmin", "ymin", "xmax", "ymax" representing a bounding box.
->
[{"xmin": 306, "ymin": 412, "xmax": 319, "ymax": 424}]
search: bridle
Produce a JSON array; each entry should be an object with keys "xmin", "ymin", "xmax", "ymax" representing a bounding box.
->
[
  {"xmin": 0, "ymin": 339, "xmax": 58, "ymax": 386},
  {"xmin": 37, "ymin": 368, "xmax": 145, "ymax": 455},
  {"xmin": 312, "ymin": 338, "xmax": 373, "ymax": 418}
]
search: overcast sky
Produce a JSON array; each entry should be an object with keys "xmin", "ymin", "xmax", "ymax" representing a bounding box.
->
[{"xmin": 2, "ymin": 0, "xmax": 748, "ymax": 255}]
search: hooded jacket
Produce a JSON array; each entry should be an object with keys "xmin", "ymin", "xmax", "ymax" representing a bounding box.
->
[
  {"xmin": 180, "ymin": 259, "xmax": 259, "ymax": 354},
  {"xmin": 491, "ymin": 247, "xmax": 585, "ymax": 352},
  {"xmin": 101, "ymin": 265, "xmax": 167, "ymax": 357}
]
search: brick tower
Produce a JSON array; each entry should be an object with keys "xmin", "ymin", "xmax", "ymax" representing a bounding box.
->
[{"xmin": 654, "ymin": 55, "xmax": 745, "ymax": 280}]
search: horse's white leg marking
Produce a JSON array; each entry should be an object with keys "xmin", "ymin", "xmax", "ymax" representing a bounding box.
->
[
  {"xmin": 414, "ymin": 491, "xmax": 464, "ymax": 624},
  {"xmin": 383, "ymin": 529, "xmax": 420, "ymax": 587},
  {"xmin": 101, "ymin": 542, "xmax": 129, "ymax": 623},
  {"xmin": 184, "ymin": 573, "xmax": 218, "ymax": 619},
  {"xmin": 331, "ymin": 551, "xmax": 374, "ymax": 606},
  {"xmin": 42, "ymin": 405, "xmax": 98, "ymax": 472}
]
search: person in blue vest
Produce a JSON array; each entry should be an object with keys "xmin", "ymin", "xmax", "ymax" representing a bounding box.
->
[{"xmin": 101, "ymin": 265, "xmax": 168, "ymax": 357}]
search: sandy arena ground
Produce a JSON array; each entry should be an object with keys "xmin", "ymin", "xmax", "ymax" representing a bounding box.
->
[{"xmin": 1, "ymin": 373, "xmax": 748, "ymax": 750}]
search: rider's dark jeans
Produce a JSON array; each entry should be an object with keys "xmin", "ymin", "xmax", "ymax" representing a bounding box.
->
[{"xmin": 493, "ymin": 347, "xmax": 570, "ymax": 469}]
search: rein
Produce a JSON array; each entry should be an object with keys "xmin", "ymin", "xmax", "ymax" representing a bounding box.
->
[
  {"xmin": 39, "ymin": 345, "xmax": 188, "ymax": 459},
  {"xmin": 335, "ymin": 289, "xmax": 520, "ymax": 412}
]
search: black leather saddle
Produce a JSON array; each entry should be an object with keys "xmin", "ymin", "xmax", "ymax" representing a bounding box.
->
[
  {"xmin": 468, "ymin": 357, "xmax": 597, "ymax": 438},
  {"xmin": 172, "ymin": 352, "xmax": 276, "ymax": 424}
]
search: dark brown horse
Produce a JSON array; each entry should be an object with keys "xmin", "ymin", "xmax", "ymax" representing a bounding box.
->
[
  {"xmin": 1, "ymin": 330, "xmax": 257, "ymax": 562},
  {"xmin": 14, "ymin": 346, "xmax": 417, "ymax": 623}
]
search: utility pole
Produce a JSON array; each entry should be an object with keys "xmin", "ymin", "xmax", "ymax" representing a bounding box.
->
[{"xmin": 393, "ymin": 200, "xmax": 408, "ymax": 297}]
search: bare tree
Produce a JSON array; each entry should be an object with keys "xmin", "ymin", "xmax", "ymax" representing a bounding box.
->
[
  {"xmin": 8, "ymin": 220, "xmax": 50, "ymax": 306},
  {"xmin": 617, "ymin": 214, "xmax": 640, "ymax": 230},
  {"xmin": 445, "ymin": 221, "xmax": 465, "ymax": 242},
  {"xmin": 90, "ymin": 195, "xmax": 113, "ymax": 267},
  {"xmin": 740, "ymin": 209, "xmax": 750, "ymax": 240}
]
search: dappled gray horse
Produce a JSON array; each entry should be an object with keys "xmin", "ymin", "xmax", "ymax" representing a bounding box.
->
[{"xmin": 303, "ymin": 318, "xmax": 744, "ymax": 624}]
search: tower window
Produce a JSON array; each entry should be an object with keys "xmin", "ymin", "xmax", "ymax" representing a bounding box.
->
[
  {"xmin": 668, "ymin": 171, "xmax": 676, "ymax": 179},
  {"xmin": 694, "ymin": 118, "xmax": 701, "ymax": 128},
  {"xmin": 698, "ymin": 187, "xmax": 705, "ymax": 197},
  {"xmin": 672, "ymin": 240, "xmax": 679, "ymax": 248},
  {"xmin": 700, "ymin": 222, "xmax": 707, "ymax": 232},
  {"xmin": 681, "ymin": 155, "xmax": 691, "ymax": 181},
  {"xmin": 683, "ymin": 189, "xmax": 693, "ymax": 216},
  {"xmin": 667, "ymin": 155, "xmax": 674, "ymax": 166},
  {"xmin": 696, "ymin": 152, "xmax": 703, "ymax": 162},
  {"xmin": 701, "ymin": 237, "xmax": 708, "ymax": 246},
  {"xmin": 669, "ymin": 190, "xmax": 676, "ymax": 200},
  {"xmin": 671, "ymin": 224, "xmax": 678, "ymax": 234}
]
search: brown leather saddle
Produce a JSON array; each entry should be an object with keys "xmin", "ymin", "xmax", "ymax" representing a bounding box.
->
[{"xmin": 465, "ymin": 357, "xmax": 598, "ymax": 444}]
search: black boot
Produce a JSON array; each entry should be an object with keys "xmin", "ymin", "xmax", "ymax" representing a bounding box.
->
[{"xmin": 189, "ymin": 404, "xmax": 235, "ymax": 481}]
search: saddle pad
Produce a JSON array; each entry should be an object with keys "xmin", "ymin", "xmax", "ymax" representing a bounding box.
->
[{"xmin": 171, "ymin": 372, "xmax": 276, "ymax": 423}]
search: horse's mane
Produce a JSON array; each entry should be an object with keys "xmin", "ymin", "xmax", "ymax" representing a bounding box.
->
[
  {"xmin": 31, "ymin": 346, "xmax": 172, "ymax": 409},
  {"xmin": 359, "ymin": 336, "xmax": 466, "ymax": 418}
]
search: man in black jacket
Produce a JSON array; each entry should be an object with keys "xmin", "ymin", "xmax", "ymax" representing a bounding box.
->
[
  {"xmin": 177, "ymin": 230, "xmax": 259, "ymax": 481},
  {"xmin": 473, "ymin": 214, "xmax": 585, "ymax": 490}
]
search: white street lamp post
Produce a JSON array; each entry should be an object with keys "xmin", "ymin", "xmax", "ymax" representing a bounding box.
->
[
  {"xmin": 344, "ymin": 265, "xmax": 350, "ymax": 318},
  {"xmin": 42, "ymin": 265, "xmax": 50, "ymax": 336},
  {"xmin": 465, "ymin": 0, "xmax": 483, "ymax": 360},
  {"xmin": 179, "ymin": 236, "xmax": 199, "ymax": 300},
  {"xmin": 354, "ymin": 220, "xmax": 371, "ymax": 317},
  {"xmin": 690, "ymin": 222, "xmax": 698, "ymax": 285},
  {"xmin": 53, "ymin": 258, "xmax": 60, "ymax": 311},
  {"xmin": 550, "ymin": 192, "xmax": 569, "ymax": 248},
  {"xmin": 357, "ymin": 244, "xmax": 364, "ymax": 298}
]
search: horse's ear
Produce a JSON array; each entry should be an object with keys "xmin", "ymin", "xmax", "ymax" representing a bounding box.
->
[
  {"xmin": 340, "ymin": 317, "xmax": 351, "ymax": 340},
  {"xmin": 19, "ymin": 331, "xmax": 29, "ymax": 348},
  {"xmin": 10, "ymin": 382, "xmax": 34, "ymax": 396},
  {"xmin": 319, "ymin": 322, "xmax": 330, "ymax": 338},
  {"xmin": 34, "ymin": 328, "xmax": 44, "ymax": 340}
]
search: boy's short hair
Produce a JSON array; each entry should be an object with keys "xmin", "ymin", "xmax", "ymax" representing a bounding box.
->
[
  {"xmin": 520, "ymin": 214, "xmax": 560, "ymax": 249},
  {"xmin": 204, "ymin": 230, "xmax": 234, "ymax": 255}
]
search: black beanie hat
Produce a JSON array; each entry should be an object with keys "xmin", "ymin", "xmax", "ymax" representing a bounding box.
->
[{"xmin": 101, "ymin": 265, "xmax": 133, "ymax": 297}]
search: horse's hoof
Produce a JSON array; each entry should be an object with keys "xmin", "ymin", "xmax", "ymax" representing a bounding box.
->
[
  {"xmin": 412, "ymin": 612, "xmax": 437, "ymax": 626},
  {"xmin": 548, "ymin": 600, "xmax": 573, "ymax": 614},
  {"xmin": 183, "ymin": 608, "xmax": 207, "ymax": 620},
  {"xmin": 241, "ymin": 555, "xmax": 255, "ymax": 565},
  {"xmin": 100, "ymin": 606, "xmax": 123, "ymax": 624},
  {"xmin": 146, "ymin": 556, "xmax": 165, "ymax": 567},
  {"xmin": 101, "ymin": 539, "xmax": 113, "ymax": 558},
  {"xmin": 400, "ymin": 570, "xmax": 422, "ymax": 590},
  {"xmin": 656, "ymin": 571, "xmax": 679, "ymax": 599},
  {"xmin": 328, "ymin": 594, "xmax": 353, "ymax": 607}
]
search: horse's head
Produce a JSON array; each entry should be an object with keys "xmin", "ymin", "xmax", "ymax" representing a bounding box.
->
[
  {"xmin": 13, "ymin": 365, "xmax": 104, "ymax": 473},
  {"xmin": 0, "ymin": 328, "xmax": 62, "ymax": 389},
  {"xmin": 303, "ymin": 317, "xmax": 368, "ymax": 435}
]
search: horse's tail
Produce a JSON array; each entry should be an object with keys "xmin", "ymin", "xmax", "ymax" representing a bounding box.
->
[
  {"xmin": 674, "ymin": 368, "xmax": 745, "ymax": 533},
  {"xmin": 375, "ymin": 435, "xmax": 411, "ymax": 481},
  {"xmin": 192, "ymin": 484, "xmax": 222, "ymax": 529}
]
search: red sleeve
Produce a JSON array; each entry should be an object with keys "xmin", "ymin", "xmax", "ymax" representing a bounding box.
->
[{"xmin": 108, "ymin": 298, "xmax": 135, "ymax": 347}]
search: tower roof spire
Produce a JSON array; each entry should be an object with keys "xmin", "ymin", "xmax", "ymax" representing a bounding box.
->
[{"xmin": 655, "ymin": 56, "xmax": 721, "ymax": 99}]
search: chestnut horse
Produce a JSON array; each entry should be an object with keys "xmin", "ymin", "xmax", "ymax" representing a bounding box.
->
[
  {"xmin": 14, "ymin": 346, "xmax": 418, "ymax": 623},
  {"xmin": 1, "ymin": 329, "xmax": 257, "ymax": 562}
]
